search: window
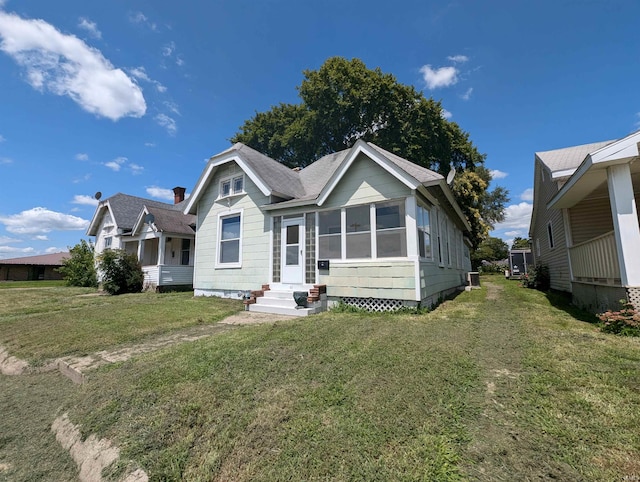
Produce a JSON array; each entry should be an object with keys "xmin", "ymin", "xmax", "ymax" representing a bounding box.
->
[
  {"xmin": 219, "ymin": 174, "xmax": 244, "ymax": 199},
  {"xmin": 218, "ymin": 213, "xmax": 241, "ymax": 266},
  {"xmin": 547, "ymin": 221, "xmax": 555, "ymax": 249},
  {"xmin": 181, "ymin": 239, "xmax": 190, "ymax": 265},
  {"xmin": 436, "ymin": 211, "xmax": 444, "ymax": 265},
  {"xmin": 319, "ymin": 210, "xmax": 342, "ymax": 259},
  {"xmin": 346, "ymin": 205, "xmax": 371, "ymax": 258},
  {"xmin": 376, "ymin": 201, "xmax": 406, "ymax": 257},
  {"xmin": 417, "ymin": 205, "xmax": 432, "ymax": 259},
  {"xmin": 104, "ymin": 236, "xmax": 112, "ymax": 249}
]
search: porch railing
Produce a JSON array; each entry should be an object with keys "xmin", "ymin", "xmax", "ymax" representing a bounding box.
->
[{"xmin": 569, "ymin": 230, "xmax": 621, "ymax": 284}]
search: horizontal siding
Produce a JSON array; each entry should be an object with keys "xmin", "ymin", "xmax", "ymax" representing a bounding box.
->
[
  {"xmin": 322, "ymin": 153, "xmax": 410, "ymax": 209},
  {"xmin": 531, "ymin": 162, "xmax": 571, "ymax": 292},
  {"xmin": 569, "ymin": 195, "xmax": 613, "ymax": 245},
  {"xmin": 159, "ymin": 265, "xmax": 193, "ymax": 285},
  {"xmin": 194, "ymin": 162, "xmax": 271, "ymax": 292},
  {"xmin": 319, "ymin": 261, "xmax": 416, "ymax": 300},
  {"xmin": 419, "ymin": 261, "xmax": 467, "ymax": 301}
]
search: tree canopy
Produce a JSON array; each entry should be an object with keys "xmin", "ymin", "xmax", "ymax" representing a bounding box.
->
[
  {"xmin": 511, "ymin": 237, "xmax": 531, "ymax": 250},
  {"xmin": 471, "ymin": 236, "xmax": 509, "ymax": 269},
  {"xmin": 57, "ymin": 239, "xmax": 97, "ymax": 288},
  {"xmin": 232, "ymin": 56, "xmax": 508, "ymax": 248}
]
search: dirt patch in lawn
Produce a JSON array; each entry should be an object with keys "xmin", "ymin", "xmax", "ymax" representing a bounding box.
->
[
  {"xmin": 52, "ymin": 413, "xmax": 148, "ymax": 482},
  {"xmin": 0, "ymin": 346, "xmax": 30, "ymax": 375},
  {"xmin": 484, "ymin": 281, "xmax": 504, "ymax": 301}
]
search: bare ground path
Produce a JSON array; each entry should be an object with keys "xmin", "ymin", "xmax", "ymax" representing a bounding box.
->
[{"xmin": 1, "ymin": 311, "xmax": 297, "ymax": 380}]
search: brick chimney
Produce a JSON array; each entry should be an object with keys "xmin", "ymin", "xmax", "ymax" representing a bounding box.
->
[{"xmin": 172, "ymin": 186, "xmax": 186, "ymax": 204}]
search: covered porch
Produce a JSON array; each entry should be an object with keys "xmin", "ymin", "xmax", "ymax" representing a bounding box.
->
[{"xmin": 549, "ymin": 134, "xmax": 640, "ymax": 310}]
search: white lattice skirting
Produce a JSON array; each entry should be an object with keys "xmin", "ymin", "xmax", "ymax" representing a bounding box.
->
[
  {"xmin": 627, "ymin": 287, "xmax": 640, "ymax": 309},
  {"xmin": 340, "ymin": 297, "xmax": 405, "ymax": 312}
]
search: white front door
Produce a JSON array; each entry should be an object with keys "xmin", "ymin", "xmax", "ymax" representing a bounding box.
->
[{"xmin": 282, "ymin": 217, "xmax": 304, "ymax": 284}]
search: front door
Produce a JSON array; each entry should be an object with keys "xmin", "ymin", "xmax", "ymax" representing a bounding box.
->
[{"xmin": 282, "ymin": 217, "xmax": 304, "ymax": 284}]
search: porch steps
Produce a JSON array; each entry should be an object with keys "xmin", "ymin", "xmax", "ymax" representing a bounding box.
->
[{"xmin": 248, "ymin": 286, "xmax": 327, "ymax": 317}]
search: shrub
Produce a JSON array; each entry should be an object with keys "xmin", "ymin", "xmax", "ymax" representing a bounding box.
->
[
  {"xmin": 597, "ymin": 299, "xmax": 640, "ymax": 336},
  {"xmin": 57, "ymin": 240, "xmax": 98, "ymax": 288},
  {"xmin": 521, "ymin": 265, "xmax": 550, "ymax": 291},
  {"xmin": 98, "ymin": 249, "xmax": 144, "ymax": 295}
]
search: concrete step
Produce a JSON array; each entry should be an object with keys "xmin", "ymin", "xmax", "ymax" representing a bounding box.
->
[
  {"xmin": 249, "ymin": 303, "xmax": 317, "ymax": 316},
  {"xmin": 254, "ymin": 297, "xmax": 299, "ymax": 308},
  {"xmin": 262, "ymin": 289, "xmax": 308, "ymax": 300}
]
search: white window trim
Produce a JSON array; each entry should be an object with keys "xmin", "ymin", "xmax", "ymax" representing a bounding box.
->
[
  {"xmin": 547, "ymin": 221, "xmax": 555, "ymax": 249},
  {"xmin": 317, "ymin": 198, "xmax": 409, "ymax": 261},
  {"xmin": 217, "ymin": 173, "xmax": 245, "ymax": 200},
  {"xmin": 417, "ymin": 202, "xmax": 434, "ymax": 262},
  {"xmin": 215, "ymin": 209, "xmax": 243, "ymax": 268}
]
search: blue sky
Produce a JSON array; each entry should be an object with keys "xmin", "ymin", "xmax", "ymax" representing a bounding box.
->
[{"xmin": 1, "ymin": 0, "xmax": 639, "ymax": 259}]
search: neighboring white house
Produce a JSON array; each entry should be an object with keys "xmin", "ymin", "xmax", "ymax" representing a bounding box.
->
[
  {"xmin": 87, "ymin": 188, "xmax": 196, "ymax": 291},
  {"xmin": 184, "ymin": 140, "xmax": 473, "ymax": 314},
  {"xmin": 529, "ymin": 130, "xmax": 640, "ymax": 312}
]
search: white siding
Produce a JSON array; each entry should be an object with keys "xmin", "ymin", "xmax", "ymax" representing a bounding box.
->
[
  {"xmin": 531, "ymin": 161, "xmax": 571, "ymax": 292},
  {"xmin": 193, "ymin": 162, "xmax": 271, "ymax": 292}
]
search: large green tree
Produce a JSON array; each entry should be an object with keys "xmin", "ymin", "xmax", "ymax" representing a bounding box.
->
[
  {"xmin": 232, "ymin": 57, "xmax": 507, "ymax": 247},
  {"xmin": 471, "ymin": 236, "xmax": 509, "ymax": 269}
]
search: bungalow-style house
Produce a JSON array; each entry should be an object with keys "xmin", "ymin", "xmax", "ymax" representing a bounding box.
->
[
  {"xmin": 184, "ymin": 140, "xmax": 473, "ymax": 315},
  {"xmin": 0, "ymin": 251, "xmax": 68, "ymax": 281},
  {"xmin": 87, "ymin": 187, "xmax": 196, "ymax": 291},
  {"xmin": 530, "ymin": 130, "xmax": 640, "ymax": 312}
]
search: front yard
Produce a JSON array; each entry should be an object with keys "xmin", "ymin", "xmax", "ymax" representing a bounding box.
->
[{"xmin": 1, "ymin": 277, "xmax": 639, "ymax": 481}]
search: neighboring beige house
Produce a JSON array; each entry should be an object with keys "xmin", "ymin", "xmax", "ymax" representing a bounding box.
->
[
  {"xmin": 87, "ymin": 188, "xmax": 196, "ymax": 291},
  {"xmin": 0, "ymin": 252, "xmax": 67, "ymax": 281},
  {"xmin": 184, "ymin": 140, "xmax": 473, "ymax": 315},
  {"xmin": 530, "ymin": 130, "xmax": 640, "ymax": 312}
]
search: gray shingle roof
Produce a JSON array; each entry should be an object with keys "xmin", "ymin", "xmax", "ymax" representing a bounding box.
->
[
  {"xmin": 106, "ymin": 193, "xmax": 185, "ymax": 231},
  {"xmin": 536, "ymin": 140, "xmax": 615, "ymax": 174},
  {"xmin": 146, "ymin": 205, "xmax": 195, "ymax": 235},
  {"xmin": 231, "ymin": 143, "xmax": 305, "ymax": 198},
  {"xmin": 367, "ymin": 143, "xmax": 444, "ymax": 183}
]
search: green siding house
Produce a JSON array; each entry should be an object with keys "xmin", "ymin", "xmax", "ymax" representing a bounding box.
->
[{"xmin": 184, "ymin": 140, "xmax": 472, "ymax": 314}]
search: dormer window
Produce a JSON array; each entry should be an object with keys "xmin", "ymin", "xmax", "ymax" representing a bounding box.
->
[{"xmin": 219, "ymin": 174, "xmax": 244, "ymax": 199}]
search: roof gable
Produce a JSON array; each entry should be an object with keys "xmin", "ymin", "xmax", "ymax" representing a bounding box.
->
[{"xmin": 535, "ymin": 140, "xmax": 615, "ymax": 177}]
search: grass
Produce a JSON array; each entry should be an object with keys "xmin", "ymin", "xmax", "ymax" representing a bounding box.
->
[
  {"xmin": 0, "ymin": 287, "xmax": 242, "ymax": 364},
  {"xmin": 0, "ymin": 280, "xmax": 66, "ymax": 289},
  {"xmin": 1, "ymin": 277, "xmax": 639, "ymax": 481}
]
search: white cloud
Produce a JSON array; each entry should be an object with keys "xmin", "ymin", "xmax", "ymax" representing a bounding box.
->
[
  {"xmin": 45, "ymin": 246, "xmax": 62, "ymax": 253},
  {"xmin": 520, "ymin": 188, "xmax": 534, "ymax": 202},
  {"xmin": 75, "ymin": 152, "xmax": 89, "ymax": 161},
  {"xmin": 146, "ymin": 186, "xmax": 174, "ymax": 201},
  {"xmin": 420, "ymin": 65, "xmax": 458, "ymax": 90},
  {"xmin": 163, "ymin": 100, "xmax": 180, "ymax": 116},
  {"xmin": 129, "ymin": 163, "xmax": 144, "ymax": 175},
  {"xmin": 129, "ymin": 12, "xmax": 157, "ymax": 31},
  {"xmin": 33, "ymin": 235, "xmax": 48, "ymax": 240},
  {"xmin": 72, "ymin": 194, "xmax": 99, "ymax": 206},
  {"xmin": 441, "ymin": 109, "xmax": 452, "ymax": 120},
  {"xmin": 490, "ymin": 169, "xmax": 508, "ymax": 180},
  {"xmin": 104, "ymin": 156, "xmax": 126, "ymax": 171},
  {"xmin": 72, "ymin": 173, "xmax": 91, "ymax": 183},
  {"xmin": 0, "ymin": 207, "xmax": 89, "ymax": 234},
  {"xmin": 505, "ymin": 230, "xmax": 522, "ymax": 237},
  {"xmin": 0, "ymin": 246, "xmax": 36, "ymax": 259},
  {"xmin": 0, "ymin": 236, "xmax": 20, "ymax": 244},
  {"xmin": 447, "ymin": 55, "xmax": 469, "ymax": 63},
  {"xmin": 0, "ymin": 134, "xmax": 5, "ymax": 142},
  {"xmin": 494, "ymin": 202, "xmax": 533, "ymax": 231},
  {"xmin": 155, "ymin": 113, "xmax": 177, "ymax": 135},
  {"xmin": 0, "ymin": 11, "xmax": 146, "ymax": 120},
  {"xmin": 0, "ymin": 157, "xmax": 12, "ymax": 165},
  {"xmin": 162, "ymin": 41, "xmax": 175, "ymax": 57},
  {"xmin": 461, "ymin": 87, "xmax": 473, "ymax": 100},
  {"xmin": 77, "ymin": 17, "xmax": 101, "ymax": 39},
  {"xmin": 130, "ymin": 66, "xmax": 166, "ymax": 92},
  {"xmin": 144, "ymin": 142, "xmax": 156, "ymax": 147}
]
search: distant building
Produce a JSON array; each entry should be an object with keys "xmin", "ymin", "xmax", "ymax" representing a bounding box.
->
[{"xmin": 0, "ymin": 252, "xmax": 68, "ymax": 281}]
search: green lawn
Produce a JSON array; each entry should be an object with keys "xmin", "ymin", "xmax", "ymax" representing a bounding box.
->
[
  {"xmin": 0, "ymin": 287, "xmax": 242, "ymax": 364},
  {"xmin": 1, "ymin": 277, "xmax": 639, "ymax": 481}
]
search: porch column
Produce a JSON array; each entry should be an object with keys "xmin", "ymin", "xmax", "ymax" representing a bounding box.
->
[
  {"xmin": 607, "ymin": 163, "xmax": 640, "ymax": 286},
  {"xmin": 158, "ymin": 236, "xmax": 166, "ymax": 265},
  {"xmin": 137, "ymin": 239, "xmax": 145, "ymax": 264}
]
